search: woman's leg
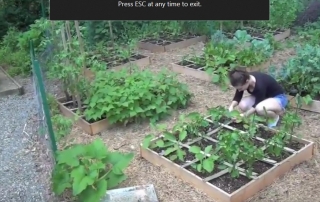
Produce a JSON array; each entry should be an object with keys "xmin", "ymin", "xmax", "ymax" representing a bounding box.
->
[
  {"xmin": 238, "ymin": 95, "xmax": 256, "ymax": 112},
  {"xmin": 255, "ymin": 94, "xmax": 288, "ymax": 127}
]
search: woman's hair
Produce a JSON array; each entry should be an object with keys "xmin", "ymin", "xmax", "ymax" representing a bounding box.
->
[{"xmin": 228, "ymin": 69, "xmax": 250, "ymax": 87}]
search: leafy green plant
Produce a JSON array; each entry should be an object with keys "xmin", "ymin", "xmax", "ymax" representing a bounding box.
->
[
  {"xmin": 142, "ymin": 128, "xmax": 188, "ymax": 161},
  {"xmin": 296, "ymin": 21, "xmax": 320, "ymax": 46},
  {"xmin": 233, "ymin": 30, "xmax": 274, "ymax": 66},
  {"xmin": 276, "ymin": 44, "xmax": 320, "ymax": 106},
  {"xmin": 265, "ymin": 130, "xmax": 288, "ymax": 157},
  {"xmin": 0, "ymin": 27, "xmax": 31, "ymax": 76},
  {"xmin": 198, "ymin": 30, "xmax": 273, "ymax": 91},
  {"xmin": 189, "ymin": 145, "xmax": 219, "ymax": 173},
  {"xmin": 52, "ymin": 114, "xmax": 73, "ymax": 141},
  {"xmin": 84, "ymin": 68, "xmax": 192, "ymax": 124},
  {"xmin": 216, "ymin": 129, "xmax": 264, "ymax": 177},
  {"xmin": 52, "ymin": 139, "xmax": 134, "ymax": 202},
  {"xmin": 181, "ymin": 112, "xmax": 212, "ymax": 138},
  {"xmin": 250, "ymin": 0, "xmax": 299, "ymax": 29}
]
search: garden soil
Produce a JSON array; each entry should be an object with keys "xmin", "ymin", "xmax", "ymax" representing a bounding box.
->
[{"xmin": 58, "ymin": 42, "xmax": 320, "ymax": 202}]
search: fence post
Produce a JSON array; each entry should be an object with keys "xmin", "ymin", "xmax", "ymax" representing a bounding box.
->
[{"xmin": 33, "ymin": 59, "xmax": 58, "ymax": 153}]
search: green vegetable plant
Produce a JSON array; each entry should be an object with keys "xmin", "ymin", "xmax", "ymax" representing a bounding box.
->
[
  {"xmin": 264, "ymin": 130, "xmax": 288, "ymax": 157},
  {"xmin": 189, "ymin": 145, "xmax": 219, "ymax": 173},
  {"xmin": 51, "ymin": 114, "xmax": 73, "ymax": 141},
  {"xmin": 114, "ymin": 39, "xmax": 138, "ymax": 64},
  {"xmin": 195, "ymin": 30, "xmax": 273, "ymax": 91},
  {"xmin": 264, "ymin": 110, "xmax": 302, "ymax": 156},
  {"xmin": 48, "ymin": 22, "xmax": 89, "ymax": 115},
  {"xmin": 142, "ymin": 127, "xmax": 188, "ymax": 162},
  {"xmin": 181, "ymin": 112, "xmax": 212, "ymax": 139},
  {"xmin": 46, "ymin": 93, "xmax": 73, "ymax": 141},
  {"xmin": 204, "ymin": 31, "xmax": 237, "ymax": 90},
  {"xmin": 233, "ymin": 30, "xmax": 274, "ymax": 67},
  {"xmin": 296, "ymin": 22, "xmax": 320, "ymax": 46},
  {"xmin": 276, "ymin": 44, "xmax": 320, "ymax": 107},
  {"xmin": 216, "ymin": 129, "xmax": 264, "ymax": 177},
  {"xmin": 52, "ymin": 138, "xmax": 134, "ymax": 202},
  {"xmin": 84, "ymin": 68, "xmax": 192, "ymax": 125}
]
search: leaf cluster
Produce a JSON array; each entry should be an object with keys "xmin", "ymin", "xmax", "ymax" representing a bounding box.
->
[
  {"xmin": 276, "ymin": 44, "xmax": 320, "ymax": 104},
  {"xmin": 201, "ymin": 30, "xmax": 273, "ymax": 90},
  {"xmin": 84, "ymin": 68, "xmax": 192, "ymax": 124},
  {"xmin": 52, "ymin": 139, "xmax": 134, "ymax": 202}
]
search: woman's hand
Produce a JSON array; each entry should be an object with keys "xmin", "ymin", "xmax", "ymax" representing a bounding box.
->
[
  {"xmin": 232, "ymin": 113, "xmax": 244, "ymax": 123},
  {"xmin": 228, "ymin": 105, "xmax": 234, "ymax": 112}
]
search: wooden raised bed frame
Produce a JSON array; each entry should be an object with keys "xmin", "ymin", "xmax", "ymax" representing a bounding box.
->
[
  {"xmin": 140, "ymin": 118, "xmax": 314, "ymax": 202},
  {"xmin": 84, "ymin": 54, "xmax": 150, "ymax": 80},
  {"xmin": 0, "ymin": 66, "xmax": 24, "ymax": 97},
  {"xmin": 170, "ymin": 58, "xmax": 271, "ymax": 82},
  {"xmin": 273, "ymin": 29, "xmax": 291, "ymax": 41},
  {"xmin": 287, "ymin": 95, "xmax": 320, "ymax": 113},
  {"xmin": 57, "ymin": 97, "xmax": 110, "ymax": 135},
  {"xmin": 138, "ymin": 35, "xmax": 206, "ymax": 53}
]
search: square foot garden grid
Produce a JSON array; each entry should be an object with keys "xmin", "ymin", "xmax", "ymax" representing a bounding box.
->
[
  {"xmin": 84, "ymin": 54, "xmax": 150, "ymax": 80},
  {"xmin": 0, "ymin": 66, "xmax": 24, "ymax": 97},
  {"xmin": 287, "ymin": 95, "xmax": 320, "ymax": 114},
  {"xmin": 170, "ymin": 56, "xmax": 271, "ymax": 82},
  {"xmin": 140, "ymin": 117, "xmax": 314, "ymax": 202},
  {"xmin": 138, "ymin": 33, "xmax": 206, "ymax": 53},
  {"xmin": 57, "ymin": 97, "xmax": 110, "ymax": 135}
]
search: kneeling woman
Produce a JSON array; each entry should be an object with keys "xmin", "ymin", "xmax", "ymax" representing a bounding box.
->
[{"xmin": 228, "ymin": 69, "xmax": 288, "ymax": 128}]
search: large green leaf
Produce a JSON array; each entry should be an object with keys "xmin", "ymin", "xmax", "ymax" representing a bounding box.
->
[
  {"xmin": 79, "ymin": 180, "xmax": 108, "ymax": 202},
  {"xmin": 71, "ymin": 165, "xmax": 94, "ymax": 195}
]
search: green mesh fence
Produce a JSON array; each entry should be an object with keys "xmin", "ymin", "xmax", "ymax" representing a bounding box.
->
[{"xmin": 30, "ymin": 40, "xmax": 57, "ymax": 155}]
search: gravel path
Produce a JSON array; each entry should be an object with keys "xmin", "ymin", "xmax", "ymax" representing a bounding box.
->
[{"xmin": 0, "ymin": 77, "xmax": 56, "ymax": 202}]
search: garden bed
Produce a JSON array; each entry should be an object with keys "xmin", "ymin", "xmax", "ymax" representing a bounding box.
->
[
  {"xmin": 84, "ymin": 54, "xmax": 150, "ymax": 80},
  {"xmin": 138, "ymin": 33, "xmax": 206, "ymax": 53},
  {"xmin": 243, "ymin": 28, "xmax": 291, "ymax": 41},
  {"xmin": 170, "ymin": 56, "xmax": 270, "ymax": 82},
  {"xmin": 0, "ymin": 66, "xmax": 24, "ymax": 97},
  {"xmin": 140, "ymin": 117, "xmax": 314, "ymax": 202},
  {"xmin": 57, "ymin": 97, "xmax": 110, "ymax": 135},
  {"xmin": 287, "ymin": 94, "xmax": 320, "ymax": 113}
]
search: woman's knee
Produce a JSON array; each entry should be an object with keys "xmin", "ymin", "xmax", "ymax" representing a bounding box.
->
[
  {"xmin": 255, "ymin": 104, "xmax": 266, "ymax": 115},
  {"xmin": 238, "ymin": 101, "xmax": 251, "ymax": 112},
  {"xmin": 255, "ymin": 99, "xmax": 282, "ymax": 115}
]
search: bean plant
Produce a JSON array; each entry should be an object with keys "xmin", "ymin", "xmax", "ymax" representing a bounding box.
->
[
  {"xmin": 189, "ymin": 145, "xmax": 219, "ymax": 173},
  {"xmin": 84, "ymin": 68, "xmax": 192, "ymax": 124}
]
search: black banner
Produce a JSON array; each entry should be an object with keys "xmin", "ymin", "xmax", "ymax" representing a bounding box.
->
[{"xmin": 50, "ymin": 0, "xmax": 269, "ymax": 20}]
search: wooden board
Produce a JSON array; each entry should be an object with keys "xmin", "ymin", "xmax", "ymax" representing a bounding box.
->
[
  {"xmin": 287, "ymin": 95, "xmax": 320, "ymax": 113},
  {"xmin": 0, "ymin": 66, "xmax": 24, "ymax": 97}
]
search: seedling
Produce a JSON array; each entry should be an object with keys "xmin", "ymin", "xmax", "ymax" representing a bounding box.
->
[{"xmin": 189, "ymin": 145, "xmax": 219, "ymax": 173}]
